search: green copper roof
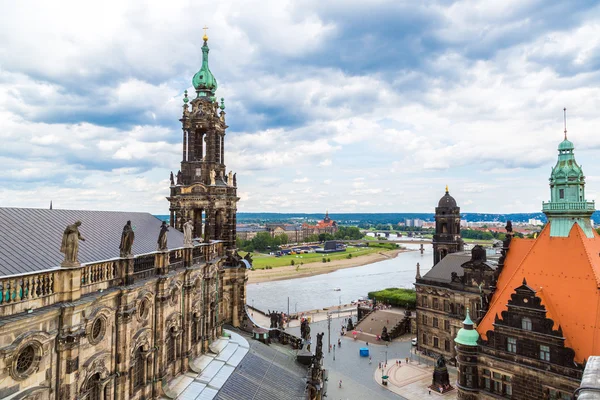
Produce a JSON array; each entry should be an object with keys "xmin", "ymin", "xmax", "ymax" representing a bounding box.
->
[
  {"xmin": 192, "ymin": 39, "xmax": 218, "ymax": 97},
  {"xmin": 454, "ymin": 307, "xmax": 479, "ymax": 346},
  {"xmin": 542, "ymin": 134, "xmax": 595, "ymax": 238},
  {"xmin": 558, "ymin": 138, "xmax": 574, "ymax": 151}
]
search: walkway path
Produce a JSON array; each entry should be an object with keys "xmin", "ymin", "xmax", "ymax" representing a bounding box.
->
[{"xmin": 347, "ymin": 309, "xmax": 407, "ymax": 344}]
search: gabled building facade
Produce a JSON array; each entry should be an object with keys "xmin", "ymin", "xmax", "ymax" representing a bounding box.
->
[{"xmin": 456, "ymin": 132, "xmax": 596, "ymax": 399}]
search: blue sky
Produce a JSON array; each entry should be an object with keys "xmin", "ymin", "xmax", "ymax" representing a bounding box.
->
[{"xmin": 2, "ymin": 0, "xmax": 600, "ymax": 214}]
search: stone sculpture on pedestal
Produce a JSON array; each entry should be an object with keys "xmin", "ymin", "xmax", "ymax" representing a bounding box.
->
[
  {"xmin": 60, "ymin": 221, "xmax": 85, "ymax": 267},
  {"xmin": 157, "ymin": 221, "xmax": 169, "ymax": 251},
  {"xmin": 430, "ymin": 354, "xmax": 453, "ymax": 393},
  {"xmin": 119, "ymin": 220, "xmax": 134, "ymax": 257},
  {"xmin": 183, "ymin": 220, "xmax": 194, "ymax": 248}
]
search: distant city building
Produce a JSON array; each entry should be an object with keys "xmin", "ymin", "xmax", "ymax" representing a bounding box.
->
[
  {"xmin": 236, "ymin": 211, "xmax": 338, "ymax": 244},
  {"xmin": 301, "ymin": 211, "xmax": 338, "ymax": 238},
  {"xmin": 528, "ymin": 218, "xmax": 544, "ymax": 226}
]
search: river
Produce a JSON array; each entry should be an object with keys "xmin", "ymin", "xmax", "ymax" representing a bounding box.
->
[{"xmin": 246, "ymin": 243, "xmax": 434, "ymax": 313}]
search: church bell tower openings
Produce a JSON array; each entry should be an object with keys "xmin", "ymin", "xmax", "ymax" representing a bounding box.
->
[
  {"xmin": 432, "ymin": 186, "xmax": 464, "ymax": 265},
  {"xmin": 167, "ymin": 33, "xmax": 238, "ymax": 251}
]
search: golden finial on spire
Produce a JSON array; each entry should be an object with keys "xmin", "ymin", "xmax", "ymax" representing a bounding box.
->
[
  {"xmin": 202, "ymin": 25, "xmax": 209, "ymax": 42},
  {"xmin": 445, "ymin": 184, "xmax": 449, "ymax": 193}
]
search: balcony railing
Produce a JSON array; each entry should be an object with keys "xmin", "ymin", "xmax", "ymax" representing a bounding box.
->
[
  {"xmin": 542, "ymin": 201, "xmax": 595, "ymax": 212},
  {"xmin": 0, "ymin": 241, "xmax": 227, "ymax": 316},
  {"xmin": 0, "ymin": 270, "xmax": 58, "ymax": 317}
]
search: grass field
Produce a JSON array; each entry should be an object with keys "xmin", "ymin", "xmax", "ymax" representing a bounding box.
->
[
  {"xmin": 241, "ymin": 246, "xmax": 387, "ymax": 269},
  {"xmin": 462, "ymin": 238, "xmax": 495, "ymax": 244}
]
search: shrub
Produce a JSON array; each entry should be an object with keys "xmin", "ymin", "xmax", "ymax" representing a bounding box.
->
[
  {"xmin": 367, "ymin": 288, "xmax": 417, "ymax": 308},
  {"xmin": 291, "ymin": 260, "xmax": 295, "ymax": 266},
  {"xmin": 327, "ymin": 258, "xmax": 331, "ymax": 262},
  {"xmin": 322, "ymin": 257, "xmax": 327, "ymax": 263}
]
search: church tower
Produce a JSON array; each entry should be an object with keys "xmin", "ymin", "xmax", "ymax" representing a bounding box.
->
[
  {"xmin": 542, "ymin": 111, "xmax": 595, "ymax": 238},
  {"xmin": 432, "ymin": 186, "xmax": 463, "ymax": 265},
  {"xmin": 168, "ymin": 32, "xmax": 238, "ymax": 251}
]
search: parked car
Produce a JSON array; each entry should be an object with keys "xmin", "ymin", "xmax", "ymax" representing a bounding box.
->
[{"xmin": 411, "ymin": 338, "xmax": 417, "ymax": 346}]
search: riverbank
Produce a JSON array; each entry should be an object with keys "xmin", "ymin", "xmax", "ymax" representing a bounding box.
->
[{"xmin": 247, "ymin": 248, "xmax": 409, "ymax": 284}]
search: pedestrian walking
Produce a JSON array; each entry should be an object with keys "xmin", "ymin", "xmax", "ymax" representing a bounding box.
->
[{"xmin": 369, "ymin": 356, "xmax": 372, "ymax": 364}]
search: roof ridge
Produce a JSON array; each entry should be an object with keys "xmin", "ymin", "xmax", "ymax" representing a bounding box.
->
[
  {"xmin": 574, "ymin": 223, "xmax": 600, "ymax": 288},
  {"xmin": 482, "ymin": 234, "xmax": 540, "ymax": 328}
]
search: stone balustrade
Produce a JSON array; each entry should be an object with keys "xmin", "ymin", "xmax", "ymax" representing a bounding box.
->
[
  {"xmin": 0, "ymin": 241, "xmax": 225, "ymax": 317},
  {"xmin": 0, "ymin": 270, "xmax": 59, "ymax": 316}
]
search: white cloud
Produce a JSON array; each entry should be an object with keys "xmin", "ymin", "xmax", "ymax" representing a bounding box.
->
[
  {"xmin": 1, "ymin": 1, "xmax": 600, "ymax": 214},
  {"xmin": 293, "ymin": 177, "xmax": 310, "ymax": 183}
]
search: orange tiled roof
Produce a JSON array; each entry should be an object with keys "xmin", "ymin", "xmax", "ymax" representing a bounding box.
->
[{"xmin": 477, "ymin": 223, "xmax": 600, "ymax": 363}]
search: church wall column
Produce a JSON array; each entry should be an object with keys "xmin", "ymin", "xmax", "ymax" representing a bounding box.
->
[
  {"xmin": 221, "ymin": 135, "xmax": 225, "ymax": 164},
  {"xmin": 182, "ymin": 129, "xmax": 187, "ymax": 162},
  {"xmin": 188, "ymin": 129, "xmax": 195, "ymax": 162},
  {"xmin": 181, "ymin": 278, "xmax": 194, "ymax": 372}
]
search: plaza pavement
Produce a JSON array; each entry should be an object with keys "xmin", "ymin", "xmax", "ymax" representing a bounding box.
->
[{"xmin": 281, "ymin": 314, "xmax": 458, "ymax": 400}]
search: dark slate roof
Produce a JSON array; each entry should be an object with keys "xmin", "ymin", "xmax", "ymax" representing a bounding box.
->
[
  {"xmin": 0, "ymin": 208, "xmax": 184, "ymax": 277},
  {"xmin": 421, "ymin": 252, "xmax": 472, "ymax": 283},
  {"xmin": 217, "ymin": 338, "xmax": 306, "ymax": 400}
]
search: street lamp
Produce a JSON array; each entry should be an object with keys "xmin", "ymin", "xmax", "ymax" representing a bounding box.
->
[{"xmin": 333, "ymin": 345, "xmax": 336, "ymax": 361}]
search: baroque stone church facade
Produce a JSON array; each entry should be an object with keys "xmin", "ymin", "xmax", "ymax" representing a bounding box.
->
[{"xmin": 0, "ymin": 34, "xmax": 248, "ymax": 400}]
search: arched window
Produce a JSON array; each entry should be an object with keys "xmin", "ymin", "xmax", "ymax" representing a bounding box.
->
[
  {"xmin": 85, "ymin": 372, "xmax": 102, "ymax": 400},
  {"xmin": 133, "ymin": 347, "xmax": 145, "ymax": 390},
  {"xmin": 167, "ymin": 328, "xmax": 176, "ymax": 363},
  {"xmin": 191, "ymin": 318, "xmax": 198, "ymax": 344}
]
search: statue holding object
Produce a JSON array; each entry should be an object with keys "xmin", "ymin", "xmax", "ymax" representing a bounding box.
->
[{"xmin": 60, "ymin": 221, "xmax": 85, "ymax": 267}]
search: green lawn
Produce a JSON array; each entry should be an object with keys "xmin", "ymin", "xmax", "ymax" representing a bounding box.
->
[
  {"xmin": 241, "ymin": 246, "xmax": 386, "ymax": 269},
  {"xmin": 462, "ymin": 238, "xmax": 495, "ymax": 244}
]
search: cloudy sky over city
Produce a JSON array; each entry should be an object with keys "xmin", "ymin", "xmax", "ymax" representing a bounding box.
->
[{"xmin": 2, "ymin": 0, "xmax": 600, "ymax": 214}]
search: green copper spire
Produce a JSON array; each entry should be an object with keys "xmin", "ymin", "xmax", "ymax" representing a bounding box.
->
[
  {"xmin": 192, "ymin": 34, "xmax": 218, "ymax": 98},
  {"xmin": 454, "ymin": 307, "xmax": 479, "ymax": 346},
  {"xmin": 542, "ymin": 109, "xmax": 595, "ymax": 238}
]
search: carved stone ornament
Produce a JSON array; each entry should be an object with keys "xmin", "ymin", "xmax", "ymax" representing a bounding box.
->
[
  {"xmin": 86, "ymin": 315, "xmax": 107, "ymax": 345},
  {"xmin": 136, "ymin": 297, "xmax": 151, "ymax": 322},
  {"xmin": 5, "ymin": 341, "xmax": 44, "ymax": 381}
]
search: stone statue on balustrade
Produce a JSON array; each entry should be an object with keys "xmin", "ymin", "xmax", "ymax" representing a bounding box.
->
[
  {"xmin": 183, "ymin": 219, "xmax": 194, "ymax": 248},
  {"xmin": 233, "ymin": 173, "xmax": 237, "ymax": 187},
  {"xmin": 228, "ymin": 171, "xmax": 233, "ymax": 187},
  {"xmin": 210, "ymin": 169, "xmax": 216, "ymax": 185},
  {"xmin": 176, "ymin": 170, "xmax": 182, "ymax": 185},
  {"xmin": 169, "ymin": 171, "xmax": 174, "ymax": 186},
  {"xmin": 119, "ymin": 220, "xmax": 135, "ymax": 257},
  {"xmin": 157, "ymin": 221, "xmax": 169, "ymax": 251},
  {"xmin": 301, "ymin": 318, "xmax": 311, "ymax": 341},
  {"xmin": 60, "ymin": 221, "xmax": 85, "ymax": 267}
]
